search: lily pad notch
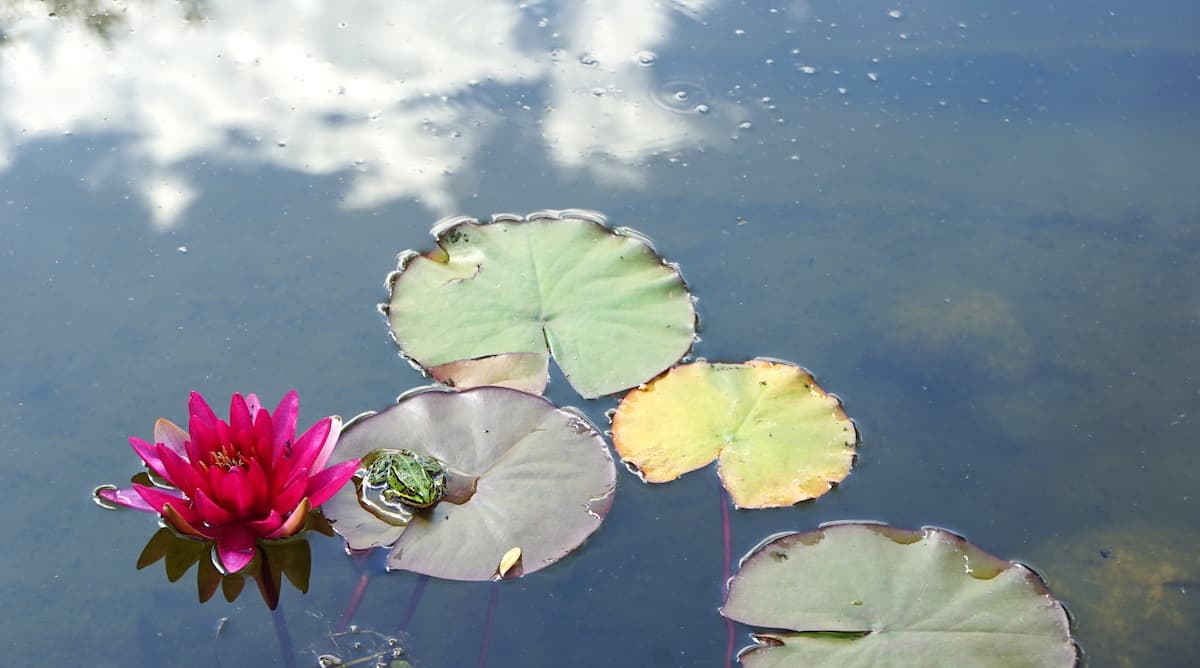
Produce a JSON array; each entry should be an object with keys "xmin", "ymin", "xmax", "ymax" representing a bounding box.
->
[
  {"xmin": 722, "ymin": 522, "xmax": 1079, "ymax": 667},
  {"xmin": 383, "ymin": 210, "xmax": 698, "ymax": 399}
]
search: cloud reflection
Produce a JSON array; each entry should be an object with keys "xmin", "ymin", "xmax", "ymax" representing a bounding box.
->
[
  {"xmin": 543, "ymin": 0, "xmax": 718, "ymax": 185},
  {"xmin": 0, "ymin": 0, "xmax": 719, "ymax": 228}
]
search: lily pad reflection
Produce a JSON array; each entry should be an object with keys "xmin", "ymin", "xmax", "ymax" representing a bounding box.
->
[{"xmin": 324, "ymin": 386, "xmax": 616, "ymax": 581}]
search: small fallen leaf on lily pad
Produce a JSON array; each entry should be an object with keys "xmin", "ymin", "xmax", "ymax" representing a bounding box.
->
[
  {"xmin": 496, "ymin": 547, "xmax": 522, "ymax": 580},
  {"xmin": 323, "ymin": 386, "xmax": 616, "ymax": 581},
  {"xmin": 384, "ymin": 210, "xmax": 697, "ymax": 398},
  {"xmin": 612, "ymin": 358, "xmax": 857, "ymax": 508},
  {"xmin": 722, "ymin": 523, "xmax": 1079, "ymax": 667}
]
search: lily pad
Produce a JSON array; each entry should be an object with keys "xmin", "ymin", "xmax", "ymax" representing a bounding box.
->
[
  {"xmin": 323, "ymin": 386, "xmax": 616, "ymax": 581},
  {"xmin": 384, "ymin": 210, "xmax": 697, "ymax": 398},
  {"xmin": 722, "ymin": 523, "xmax": 1078, "ymax": 667},
  {"xmin": 611, "ymin": 358, "xmax": 857, "ymax": 508}
]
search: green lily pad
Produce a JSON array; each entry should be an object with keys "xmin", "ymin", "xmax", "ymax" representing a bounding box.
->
[
  {"xmin": 611, "ymin": 358, "xmax": 857, "ymax": 508},
  {"xmin": 383, "ymin": 210, "xmax": 697, "ymax": 398},
  {"xmin": 323, "ymin": 386, "xmax": 616, "ymax": 581},
  {"xmin": 722, "ymin": 523, "xmax": 1078, "ymax": 667}
]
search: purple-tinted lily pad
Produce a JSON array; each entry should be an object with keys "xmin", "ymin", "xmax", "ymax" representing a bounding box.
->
[
  {"xmin": 722, "ymin": 523, "xmax": 1078, "ymax": 667},
  {"xmin": 323, "ymin": 386, "xmax": 616, "ymax": 581}
]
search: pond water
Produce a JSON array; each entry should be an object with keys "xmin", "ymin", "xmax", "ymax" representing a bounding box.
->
[{"xmin": 2, "ymin": 1, "xmax": 1198, "ymax": 666}]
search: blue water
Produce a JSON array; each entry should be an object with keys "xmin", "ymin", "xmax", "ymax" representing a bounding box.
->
[{"xmin": 1, "ymin": 1, "xmax": 1198, "ymax": 666}]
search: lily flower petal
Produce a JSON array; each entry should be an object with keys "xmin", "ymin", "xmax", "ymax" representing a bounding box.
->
[
  {"xmin": 310, "ymin": 416, "xmax": 343, "ymax": 472},
  {"xmin": 289, "ymin": 417, "xmax": 333, "ymax": 472},
  {"xmin": 193, "ymin": 488, "xmax": 235, "ymax": 526},
  {"xmin": 131, "ymin": 482, "xmax": 185, "ymax": 512},
  {"xmin": 229, "ymin": 393, "xmax": 253, "ymax": 440},
  {"xmin": 97, "ymin": 486, "xmax": 157, "ymax": 513},
  {"xmin": 272, "ymin": 390, "xmax": 300, "ymax": 458},
  {"xmin": 129, "ymin": 437, "xmax": 171, "ymax": 480},
  {"xmin": 214, "ymin": 526, "xmax": 258, "ymax": 573},
  {"xmin": 271, "ymin": 471, "xmax": 309, "ymax": 517},
  {"xmin": 251, "ymin": 409, "xmax": 274, "ymax": 463},
  {"xmin": 220, "ymin": 468, "xmax": 256, "ymax": 518},
  {"xmin": 156, "ymin": 443, "xmax": 209, "ymax": 498},
  {"xmin": 188, "ymin": 391, "xmax": 219, "ymax": 426},
  {"xmin": 153, "ymin": 419, "xmax": 190, "ymax": 458},
  {"xmin": 305, "ymin": 459, "xmax": 362, "ymax": 508},
  {"xmin": 244, "ymin": 393, "xmax": 262, "ymax": 417},
  {"xmin": 163, "ymin": 502, "xmax": 210, "ymax": 539},
  {"xmin": 248, "ymin": 510, "xmax": 284, "ymax": 536},
  {"xmin": 187, "ymin": 414, "xmax": 220, "ymax": 460},
  {"xmin": 266, "ymin": 498, "xmax": 310, "ymax": 539}
]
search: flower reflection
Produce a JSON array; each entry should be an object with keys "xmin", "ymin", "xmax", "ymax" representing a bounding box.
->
[
  {"xmin": 135, "ymin": 523, "xmax": 322, "ymax": 610},
  {"xmin": 98, "ymin": 391, "xmax": 359, "ymax": 573}
]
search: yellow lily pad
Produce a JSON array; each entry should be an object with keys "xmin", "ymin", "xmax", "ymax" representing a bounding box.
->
[{"xmin": 612, "ymin": 359, "xmax": 858, "ymax": 508}]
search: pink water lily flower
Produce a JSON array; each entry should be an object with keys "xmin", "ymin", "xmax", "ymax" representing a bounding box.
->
[{"xmin": 99, "ymin": 391, "xmax": 360, "ymax": 573}]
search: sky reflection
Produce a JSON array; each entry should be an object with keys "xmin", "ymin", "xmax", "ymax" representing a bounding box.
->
[{"xmin": 0, "ymin": 0, "xmax": 720, "ymax": 227}]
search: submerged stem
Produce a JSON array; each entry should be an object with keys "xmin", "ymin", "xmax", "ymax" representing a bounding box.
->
[
  {"xmin": 721, "ymin": 484, "xmax": 734, "ymax": 668},
  {"xmin": 398, "ymin": 573, "xmax": 430, "ymax": 632},
  {"xmin": 477, "ymin": 580, "xmax": 500, "ymax": 668}
]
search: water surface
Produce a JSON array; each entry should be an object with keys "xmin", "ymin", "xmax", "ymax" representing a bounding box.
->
[{"xmin": 1, "ymin": 1, "xmax": 1197, "ymax": 666}]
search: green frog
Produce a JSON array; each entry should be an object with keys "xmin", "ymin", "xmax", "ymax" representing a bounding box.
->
[{"xmin": 360, "ymin": 448, "xmax": 447, "ymax": 509}]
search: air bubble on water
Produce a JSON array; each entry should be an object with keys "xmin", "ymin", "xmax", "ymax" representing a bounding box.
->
[
  {"xmin": 887, "ymin": 9, "xmax": 903, "ymax": 19},
  {"xmin": 635, "ymin": 50, "xmax": 657, "ymax": 66},
  {"xmin": 652, "ymin": 79, "xmax": 712, "ymax": 114}
]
